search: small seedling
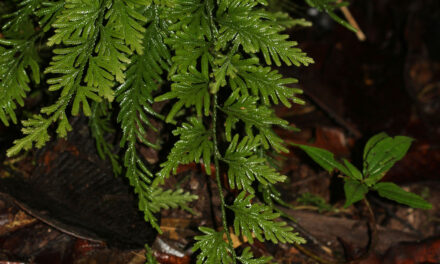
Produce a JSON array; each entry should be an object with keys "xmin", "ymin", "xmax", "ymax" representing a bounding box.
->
[{"xmin": 294, "ymin": 132, "xmax": 432, "ymax": 209}]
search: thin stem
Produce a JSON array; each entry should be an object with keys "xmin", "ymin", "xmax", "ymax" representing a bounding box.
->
[
  {"xmin": 212, "ymin": 93, "xmax": 237, "ymax": 263},
  {"xmin": 359, "ymin": 197, "xmax": 378, "ymax": 260}
]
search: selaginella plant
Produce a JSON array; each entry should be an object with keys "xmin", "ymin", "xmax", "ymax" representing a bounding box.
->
[{"xmin": 1, "ymin": 0, "xmax": 357, "ymax": 262}]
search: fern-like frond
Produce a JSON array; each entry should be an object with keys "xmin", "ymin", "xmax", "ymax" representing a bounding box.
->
[
  {"xmin": 38, "ymin": 0, "xmax": 148, "ymax": 121},
  {"xmin": 105, "ymin": 0, "xmax": 149, "ymax": 54},
  {"xmin": 148, "ymin": 187, "xmax": 198, "ymax": 213},
  {"xmin": 270, "ymin": 12, "xmax": 312, "ymax": 29},
  {"xmin": 123, "ymin": 141, "xmax": 160, "ymax": 229},
  {"xmin": 192, "ymin": 227, "xmax": 233, "ymax": 264},
  {"xmin": 35, "ymin": 1, "xmax": 65, "ymax": 32},
  {"xmin": 156, "ymin": 66, "xmax": 210, "ymax": 122},
  {"xmin": 229, "ymin": 192, "xmax": 305, "ymax": 244},
  {"xmin": 6, "ymin": 115, "xmax": 51, "ymax": 156},
  {"xmin": 165, "ymin": 28, "xmax": 211, "ymax": 73},
  {"xmin": 305, "ymin": 0, "xmax": 356, "ymax": 32},
  {"xmin": 224, "ymin": 135, "xmax": 286, "ymax": 193},
  {"xmin": 238, "ymin": 247, "xmax": 272, "ymax": 264},
  {"xmin": 216, "ymin": 0, "xmax": 314, "ymax": 66},
  {"xmin": 165, "ymin": 0, "xmax": 212, "ymax": 73},
  {"xmin": 221, "ymin": 95, "xmax": 288, "ymax": 152},
  {"xmin": 156, "ymin": 117, "xmax": 213, "ymax": 184},
  {"xmin": 115, "ymin": 5, "xmax": 172, "ymax": 230},
  {"xmin": 0, "ymin": 38, "xmax": 40, "ymax": 126},
  {"xmin": 2, "ymin": 0, "xmax": 40, "ymax": 35},
  {"xmin": 167, "ymin": 0, "xmax": 212, "ymax": 38},
  {"xmin": 214, "ymin": 54, "xmax": 304, "ymax": 107},
  {"xmin": 89, "ymin": 101, "xmax": 121, "ymax": 175},
  {"xmin": 116, "ymin": 51, "xmax": 161, "ymax": 230}
]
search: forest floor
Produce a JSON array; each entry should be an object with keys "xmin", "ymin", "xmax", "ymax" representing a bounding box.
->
[{"xmin": 1, "ymin": 1, "xmax": 439, "ymax": 263}]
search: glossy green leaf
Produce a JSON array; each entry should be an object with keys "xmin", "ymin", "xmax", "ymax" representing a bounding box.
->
[
  {"xmin": 343, "ymin": 179, "xmax": 368, "ymax": 208},
  {"xmin": 374, "ymin": 182, "xmax": 432, "ymax": 209},
  {"xmin": 343, "ymin": 159, "xmax": 362, "ymax": 180},
  {"xmin": 363, "ymin": 132, "xmax": 388, "ymax": 160},
  {"xmin": 363, "ymin": 134, "xmax": 413, "ymax": 184},
  {"xmin": 293, "ymin": 144, "xmax": 349, "ymax": 175}
]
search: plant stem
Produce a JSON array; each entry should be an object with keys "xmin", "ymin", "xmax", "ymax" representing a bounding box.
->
[
  {"xmin": 360, "ymin": 197, "xmax": 378, "ymax": 259},
  {"xmin": 212, "ymin": 93, "xmax": 237, "ymax": 263}
]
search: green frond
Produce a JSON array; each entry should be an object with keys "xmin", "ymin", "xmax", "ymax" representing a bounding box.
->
[
  {"xmin": 6, "ymin": 114, "xmax": 52, "ymax": 157},
  {"xmin": 46, "ymin": 0, "xmax": 101, "ymax": 46},
  {"xmin": 238, "ymin": 247, "xmax": 272, "ymax": 264},
  {"xmin": 116, "ymin": 52, "xmax": 165, "ymax": 150},
  {"xmin": 145, "ymin": 244, "xmax": 159, "ymax": 264},
  {"xmin": 305, "ymin": 0, "xmax": 356, "ymax": 32},
  {"xmin": 115, "ymin": 6, "xmax": 170, "ymax": 230},
  {"xmin": 220, "ymin": 54, "xmax": 304, "ymax": 107},
  {"xmin": 105, "ymin": 0, "xmax": 149, "ymax": 54},
  {"xmin": 224, "ymin": 135, "xmax": 286, "ymax": 193},
  {"xmin": 270, "ymin": 12, "xmax": 312, "ymax": 29},
  {"xmin": 41, "ymin": 0, "xmax": 104, "ymax": 124},
  {"xmin": 0, "ymin": 38, "xmax": 40, "ymax": 126},
  {"xmin": 216, "ymin": 0, "xmax": 314, "ymax": 66},
  {"xmin": 192, "ymin": 227, "xmax": 233, "ymax": 264},
  {"xmin": 229, "ymin": 192, "xmax": 305, "ymax": 244},
  {"xmin": 221, "ymin": 95, "xmax": 289, "ymax": 152},
  {"xmin": 156, "ymin": 117, "xmax": 213, "ymax": 184},
  {"xmin": 42, "ymin": 0, "xmax": 147, "ymax": 122},
  {"xmin": 123, "ymin": 141, "xmax": 160, "ymax": 229},
  {"xmin": 165, "ymin": 0, "xmax": 212, "ymax": 73},
  {"xmin": 89, "ymin": 101, "xmax": 122, "ymax": 175},
  {"xmin": 165, "ymin": 29, "xmax": 211, "ymax": 73},
  {"xmin": 116, "ymin": 55, "xmax": 161, "ymax": 230},
  {"xmin": 35, "ymin": 1, "xmax": 65, "ymax": 32},
  {"xmin": 148, "ymin": 187, "xmax": 198, "ymax": 213},
  {"xmin": 2, "ymin": 0, "xmax": 40, "ymax": 36},
  {"xmin": 156, "ymin": 66, "xmax": 210, "ymax": 122},
  {"xmin": 167, "ymin": 0, "xmax": 212, "ymax": 38}
]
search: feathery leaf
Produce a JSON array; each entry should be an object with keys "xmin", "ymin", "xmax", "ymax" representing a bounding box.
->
[
  {"xmin": 193, "ymin": 227, "xmax": 233, "ymax": 264},
  {"xmin": 224, "ymin": 135, "xmax": 286, "ymax": 193},
  {"xmin": 229, "ymin": 192, "xmax": 305, "ymax": 244}
]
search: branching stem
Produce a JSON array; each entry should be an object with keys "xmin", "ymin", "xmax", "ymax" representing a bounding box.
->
[{"xmin": 212, "ymin": 93, "xmax": 237, "ymax": 263}]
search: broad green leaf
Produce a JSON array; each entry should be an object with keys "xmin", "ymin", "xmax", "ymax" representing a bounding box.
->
[
  {"xmin": 343, "ymin": 179, "xmax": 368, "ymax": 208},
  {"xmin": 374, "ymin": 182, "xmax": 432, "ymax": 209},
  {"xmin": 363, "ymin": 132, "xmax": 388, "ymax": 161},
  {"xmin": 363, "ymin": 135, "xmax": 413, "ymax": 184},
  {"xmin": 343, "ymin": 159, "xmax": 362, "ymax": 180},
  {"xmin": 293, "ymin": 144, "xmax": 349, "ymax": 175}
]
